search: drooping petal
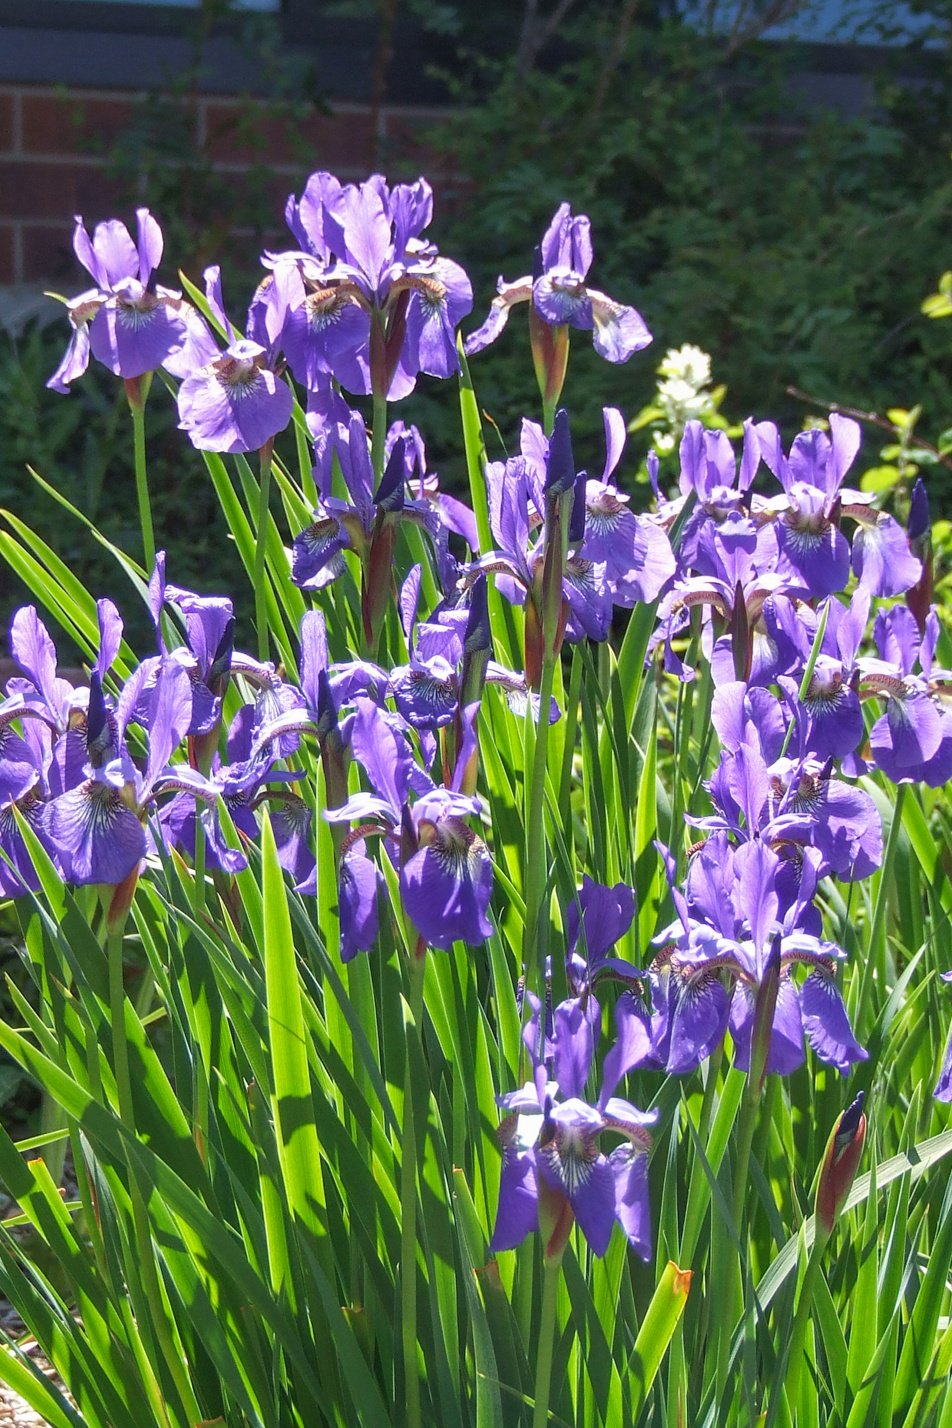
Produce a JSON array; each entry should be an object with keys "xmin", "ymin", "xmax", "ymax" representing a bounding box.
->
[
  {"xmin": 800, "ymin": 969, "xmax": 867, "ymax": 1073},
  {"xmin": 870, "ymin": 691, "xmax": 943, "ymax": 780},
  {"xmin": 400, "ymin": 820, "xmax": 493, "ymax": 949},
  {"xmin": 44, "ymin": 782, "xmax": 145, "ymax": 886},
  {"xmin": 588, "ymin": 290, "xmax": 652, "ymax": 362},
  {"xmin": 339, "ymin": 845, "xmax": 382, "ymax": 961},
  {"xmin": 851, "ymin": 513, "xmax": 921, "ymax": 597},
  {"xmin": 464, "ymin": 277, "xmax": 532, "ymax": 356},
  {"xmin": 667, "ymin": 970, "xmax": 731, "ymax": 1075},
  {"xmin": 609, "ymin": 1145, "xmax": 652, "ymax": 1260},
  {"xmin": 489, "ymin": 1142, "xmax": 539, "ymax": 1253}
]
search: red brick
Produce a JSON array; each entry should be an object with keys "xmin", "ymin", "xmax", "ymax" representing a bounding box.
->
[
  {"xmin": 203, "ymin": 98, "xmax": 375, "ymax": 173},
  {"xmin": 0, "ymin": 93, "xmax": 14, "ymax": 155},
  {"xmin": 0, "ymin": 224, "xmax": 15, "ymax": 283},
  {"xmin": 21, "ymin": 223, "xmax": 77, "ymax": 282},
  {"xmin": 0, "ymin": 160, "xmax": 124, "ymax": 222},
  {"xmin": 21, "ymin": 92, "xmax": 141, "ymax": 158}
]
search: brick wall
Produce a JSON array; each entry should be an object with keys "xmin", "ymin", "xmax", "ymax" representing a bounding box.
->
[{"xmin": 0, "ymin": 84, "xmax": 449, "ymax": 286}]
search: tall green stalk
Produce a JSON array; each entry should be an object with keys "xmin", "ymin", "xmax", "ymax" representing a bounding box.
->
[
  {"xmin": 400, "ymin": 948, "xmax": 427, "ymax": 1428},
  {"xmin": 372, "ymin": 390, "xmax": 388, "ymax": 482},
  {"xmin": 532, "ymin": 1256, "xmax": 562, "ymax": 1428},
  {"xmin": 524, "ymin": 649, "xmax": 557, "ymax": 998},
  {"xmin": 107, "ymin": 929, "xmax": 200, "ymax": 1428},
  {"xmin": 127, "ymin": 377, "xmax": 155, "ymax": 571},
  {"xmin": 254, "ymin": 445, "xmax": 273, "ymax": 663}
]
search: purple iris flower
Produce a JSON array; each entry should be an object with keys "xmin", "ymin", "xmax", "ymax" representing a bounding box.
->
[
  {"xmin": 658, "ymin": 420, "xmax": 765, "ymax": 575},
  {"xmin": 655, "ymin": 522, "xmax": 803, "ymax": 686},
  {"xmin": 6, "ymin": 600, "xmax": 125, "ymax": 799},
  {"xmin": 324, "ymin": 698, "xmax": 492, "ymax": 955},
  {"xmin": 778, "ymin": 594, "xmax": 869, "ymax": 762},
  {"xmin": 47, "ymin": 209, "xmax": 213, "ymax": 392},
  {"xmin": 522, "ymin": 407, "xmax": 675, "ymax": 609},
  {"xmin": 387, "ymin": 420, "xmax": 479, "ymax": 554},
  {"xmin": 292, "ymin": 410, "xmax": 439, "ymax": 649},
  {"xmin": 42, "ymin": 659, "xmax": 192, "ymax": 888},
  {"xmin": 0, "ymin": 695, "xmax": 58, "ymax": 896},
  {"xmin": 252, "ymin": 608, "xmax": 387, "ymax": 757},
  {"xmin": 256, "ymin": 171, "xmax": 472, "ymax": 399},
  {"xmin": 176, "ymin": 267, "xmax": 293, "ymax": 454},
  {"xmin": 489, "ymin": 1064, "xmax": 655, "ymax": 1261},
  {"xmin": 707, "ymin": 680, "xmax": 883, "ymax": 883},
  {"xmin": 390, "ymin": 566, "xmax": 555, "ymax": 736},
  {"xmin": 145, "ymin": 555, "xmax": 235, "ymax": 744},
  {"xmin": 156, "ymin": 707, "xmax": 307, "ymax": 880},
  {"xmin": 859, "ymin": 605, "xmax": 952, "ymax": 786},
  {"xmin": 644, "ymin": 838, "xmax": 867, "ymax": 1077},
  {"xmin": 465, "ymin": 202, "xmax": 651, "ymax": 365},
  {"xmin": 755, "ymin": 415, "xmax": 858, "ymax": 597},
  {"xmin": 756, "ymin": 415, "xmax": 921, "ymax": 600},
  {"xmin": 470, "ymin": 415, "xmax": 619, "ymax": 661}
]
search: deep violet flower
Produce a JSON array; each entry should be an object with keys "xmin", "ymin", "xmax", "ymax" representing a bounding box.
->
[
  {"xmin": 47, "ymin": 209, "xmax": 213, "ymax": 392},
  {"xmin": 465, "ymin": 203, "xmax": 651, "ymax": 366},
  {"xmin": 324, "ymin": 698, "xmax": 492, "ymax": 955},
  {"xmin": 640, "ymin": 838, "xmax": 867, "ymax": 1078},
  {"xmin": 489, "ymin": 1065, "xmax": 654, "ymax": 1261},
  {"xmin": 254, "ymin": 171, "xmax": 472, "ymax": 399},
  {"xmin": 860, "ymin": 605, "xmax": 952, "ymax": 787},
  {"xmin": 176, "ymin": 267, "xmax": 293, "ymax": 454},
  {"xmin": 42, "ymin": 660, "xmax": 192, "ymax": 888}
]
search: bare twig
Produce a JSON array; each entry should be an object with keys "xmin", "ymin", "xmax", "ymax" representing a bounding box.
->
[
  {"xmin": 371, "ymin": 0, "xmax": 400, "ymax": 161},
  {"xmin": 786, "ymin": 384, "xmax": 952, "ymax": 473},
  {"xmin": 724, "ymin": 0, "xmax": 806, "ymax": 56},
  {"xmin": 516, "ymin": 0, "xmax": 579, "ymax": 74},
  {"xmin": 589, "ymin": 0, "xmax": 640, "ymax": 124}
]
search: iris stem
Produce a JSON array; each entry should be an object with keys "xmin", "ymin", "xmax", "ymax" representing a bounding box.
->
[
  {"xmin": 532, "ymin": 1255, "xmax": 562, "ymax": 1428},
  {"xmin": 400, "ymin": 949, "xmax": 426, "ymax": 1428},
  {"xmin": 128, "ymin": 381, "xmax": 155, "ymax": 572},
  {"xmin": 254, "ymin": 447, "xmax": 273, "ymax": 663},
  {"xmin": 857, "ymin": 781, "xmax": 906, "ymax": 1034},
  {"xmin": 371, "ymin": 391, "xmax": 388, "ymax": 483},
  {"xmin": 107, "ymin": 930, "xmax": 198, "ymax": 1428},
  {"xmin": 775, "ymin": 1229, "xmax": 828, "ymax": 1423},
  {"xmin": 542, "ymin": 396, "xmax": 557, "ymax": 439},
  {"xmin": 716, "ymin": 1074, "xmax": 761, "ymax": 1402},
  {"xmin": 524, "ymin": 649, "xmax": 557, "ymax": 1000}
]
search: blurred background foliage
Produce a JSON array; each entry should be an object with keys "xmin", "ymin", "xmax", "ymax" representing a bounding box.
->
[{"xmin": 2, "ymin": 0, "xmax": 952, "ymax": 647}]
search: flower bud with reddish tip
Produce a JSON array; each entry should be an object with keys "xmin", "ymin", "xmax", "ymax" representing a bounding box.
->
[
  {"xmin": 529, "ymin": 300, "xmax": 570, "ymax": 414},
  {"xmin": 906, "ymin": 479, "xmax": 933, "ymax": 633},
  {"xmin": 815, "ymin": 1091, "xmax": 866, "ymax": 1239},
  {"xmin": 537, "ymin": 1173, "xmax": 574, "ymax": 1264}
]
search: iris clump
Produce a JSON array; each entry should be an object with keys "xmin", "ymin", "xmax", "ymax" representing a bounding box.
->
[{"xmin": 0, "ymin": 170, "xmax": 948, "ymax": 1428}]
